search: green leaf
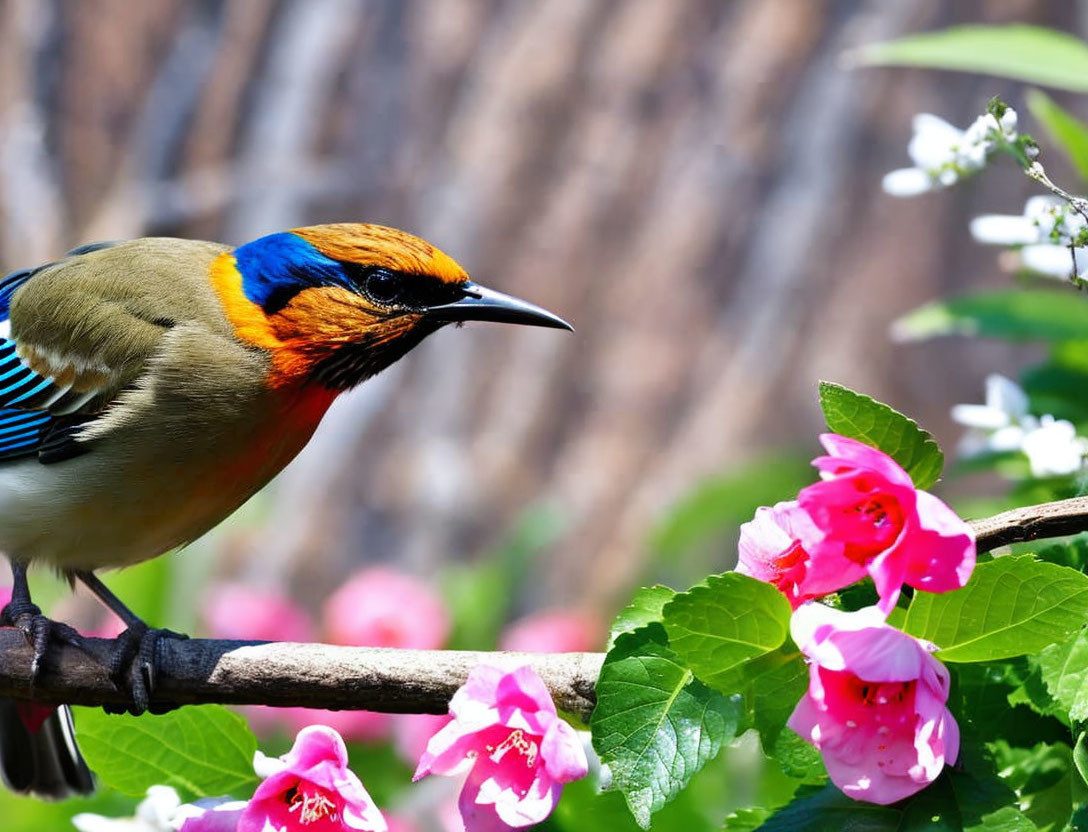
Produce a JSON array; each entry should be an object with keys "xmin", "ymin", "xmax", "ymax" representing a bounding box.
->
[
  {"xmin": 818, "ymin": 382, "xmax": 944, "ymax": 489},
  {"xmin": 952, "ymin": 662, "xmax": 1068, "ymax": 746},
  {"xmin": 768, "ymin": 729, "xmax": 826, "ymax": 784},
  {"xmin": 1035, "ymin": 534, "xmax": 1088, "ymax": 573},
  {"xmin": 74, "ymin": 705, "xmax": 259, "ymax": 801},
  {"xmin": 723, "ymin": 807, "xmax": 773, "ymax": 832},
  {"xmin": 591, "ymin": 624, "xmax": 742, "ymax": 828},
  {"xmin": 1075, "ymin": 733, "xmax": 1088, "ymax": 788},
  {"xmin": 893, "ymin": 289, "xmax": 1088, "ymax": 343},
  {"xmin": 992, "ymin": 741, "xmax": 1082, "ymax": 831},
  {"xmin": 945, "ymin": 749, "xmax": 1038, "ymax": 832},
  {"xmin": 1022, "ymin": 361, "xmax": 1088, "ymax": 424},
  {"xmin": 748, "ymin": 649, "xmax": 810, "ymax": 755},
  {"xmin": 1027, "ymin": 89, "xmax": 1088, "ymax": 183},
  {"xmin": 848, "ymin": 25, "xmax": 1088, "ymax": 92},
  {"xmin": 1039, "ymin": 629, "xmax": 1088, "ymax": 721},
  {"xmin": 609, "ymin": 586, "xmax": 676, "ymax": 649},
  {"xmin": 1005, "ymin": 658, "xmax": 1068, "ymax": 724},
  {"xmin": 662, "ymin": 574, "xmax": 792, "ymax": 694},
  {"xmin": 753, "ymin": 784, "xmax": 901, "ymax": 831},
  {"xmin": 904, "ymin": 556, "xmax": 1088, "ymax": 662}
]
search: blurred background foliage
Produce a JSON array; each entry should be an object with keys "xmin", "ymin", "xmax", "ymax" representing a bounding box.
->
[{"xmin": 1, "ymin": 0, "xmax": 1087, "ymax": 829}]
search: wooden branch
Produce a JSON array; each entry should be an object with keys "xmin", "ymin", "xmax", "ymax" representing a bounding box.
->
[
  {"xmin": 0, "ymin": 500, "xmax": 1083, "ymax": 721},
  {"xmin": 0, "ymin": 631, "xmax": 604, "ymax": 720},
  {"xmin": 969, "ymin": 495, "xmax": 1088, "ymax": 554}
]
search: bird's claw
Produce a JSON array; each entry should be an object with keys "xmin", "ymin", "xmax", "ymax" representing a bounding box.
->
[
  {"xmin": 0, "ymin": 600, "xmax": 83, "ymax": 682},
  {"xmin": 105, "ymin": 625, "xmax": 188, "ymax": 715}
]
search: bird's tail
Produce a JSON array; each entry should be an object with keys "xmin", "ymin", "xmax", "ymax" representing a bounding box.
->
[{"xmin": 0, "ymin": 698, "xmax": 94, "ymax": 798}]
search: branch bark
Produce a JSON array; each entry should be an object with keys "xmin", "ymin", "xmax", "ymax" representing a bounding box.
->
[
  {"xmin": 970, "ymin": 495, "xmax": 1088, "ymax": 554},
  {"xmin": 0, "ymin": 632, "xmax": 604, "ymax": 720},
  {"xmin": 0, "ymin": 499, "xmax": 1082, "ymax": 721}
]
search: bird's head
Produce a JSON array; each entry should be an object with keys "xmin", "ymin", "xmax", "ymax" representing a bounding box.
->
[{"xmin": 212, "ymin": 223, "xmax": 571, "ymax": 389}]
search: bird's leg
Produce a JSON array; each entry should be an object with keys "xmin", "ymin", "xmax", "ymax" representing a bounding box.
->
[
  {"xmin": 0, "ymin": 562, "xmax": 83, "ymax": 680},
  {"xmin": 74, "ymin": 571, "xmax": 188, "ymax": 715}
]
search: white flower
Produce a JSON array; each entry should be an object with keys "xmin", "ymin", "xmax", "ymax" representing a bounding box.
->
[
  {"xmin": 70, "ymin": 786, "xmax": 247, "ymax": 832},
  {"xmin": 73, "ymin": 786, "xmax": 182, "ymax": 832},
  {"xmin": 883, "ymin": 109, "xmax": 1018, "ymax": 197},
  {"xmin": 951, "ymin": 374, "xmax": 1034, "ymax": 457},
  {"xmin": 953, "ymin": 375, "xmax": 1088, "ymax": 477},
  {"xmin": 1020, "ymin": 243, "xmax": 1088, "ymax": 280},
  {"xmin": 1021, "ymin": 415, "xmax": 1088, "ymax": 478},
  {"xmin": 970, "ymin": 196, "xmax": 1088, "ymax": 279},
  {"xmin": 970, "ymin": 196, "xmax": 1084, "ymax": 245}
]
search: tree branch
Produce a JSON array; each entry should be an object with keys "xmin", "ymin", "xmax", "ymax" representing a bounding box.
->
[
  {"xmin": 0, "ymin": 632, "xmax": 604, "ymax": 720},
  {"xmin": 0, "ymin": 500, "xmax": 1082, "ymax": 721},
  {"xmin": 970, "ymin": 495, "xmax": 1088, "ymax": 554}
]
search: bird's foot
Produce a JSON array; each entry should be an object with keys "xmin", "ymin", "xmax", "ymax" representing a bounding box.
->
[
  {"xmin": 0, "ymin": 599, "xmax": 83, "ymax": 680},
  {"xmin": 105, "ymin": 624, "xmax": 188, "ymax": 715}
]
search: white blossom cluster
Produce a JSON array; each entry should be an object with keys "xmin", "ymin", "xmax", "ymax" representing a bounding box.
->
[
  {"xmin": 970, "ymin": 195, "xmax": 1088, "ymax": 280},
  {"xmin": 883, "ymin": 105, "xmax": 1088, "ymax": 282},
  {"xmin": 952, "ymin": 374, "xmax": 1088, "ymax": 478},
  {"xmin": 71, "ymin": 786, "xmax": 245, "ymax": 832},
  {"xmin": 883, "ymin": 109, "xmax": 1019, "ymax": 197}
]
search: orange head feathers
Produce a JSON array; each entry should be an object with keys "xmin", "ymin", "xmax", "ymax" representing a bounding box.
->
[{"xmin": 212, "ymin": 223, "xmax": 571, "ymax": 390}]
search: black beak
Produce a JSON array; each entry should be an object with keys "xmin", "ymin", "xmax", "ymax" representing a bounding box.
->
[{"xmin": 425, "ymin": 282, "xmax": 573, "ymax": 331}]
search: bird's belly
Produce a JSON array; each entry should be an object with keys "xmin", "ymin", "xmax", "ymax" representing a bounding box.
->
[{"xmin": 0, "ymin": 391, "xmax": 332, "ymax": 571}]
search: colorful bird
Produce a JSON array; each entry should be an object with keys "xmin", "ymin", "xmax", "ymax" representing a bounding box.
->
[{"xmin": 0, "ymin": 223, "xmax": 571, "ymax": 798}]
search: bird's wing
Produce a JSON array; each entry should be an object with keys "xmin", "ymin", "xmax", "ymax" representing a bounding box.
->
[{"xmin": 0, "ymin": 238, "xmax": 231, "ymax": 463}]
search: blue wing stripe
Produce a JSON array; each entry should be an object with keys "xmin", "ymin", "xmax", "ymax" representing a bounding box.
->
[
  {"xmin": 0, "ymin": 428, "xmax": 45, "ymax": 445},
  {"xmin": 0, "ymin": 370, "xmax": 44, "ymax": 397},
  {"xmin": 0, "ymin": 416, "xmax": 49, "ymax": 435},
  {"xmin": 0, "ymin": 362, "xmax": 29, "ymax": 383},
  {"xmin": 0, "ymin": 262, "xmax": 97, "ymax": 463},
  {"xmin": 0, "ymin": 405, "xmax": 50, "ymax": 458},
  {"xmin": 0, "ymin": 422, "xmax": 48, "ymax": 438},
  {"xmin": 0, "ymin": 435, "xmax": 45, "ymax": 457},
  {"xmin": 8, "ymin": 377, "xmax": 57, "ymax": 405}
]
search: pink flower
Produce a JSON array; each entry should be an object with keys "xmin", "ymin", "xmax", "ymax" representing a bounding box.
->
[
  {"xmin": 322, "ymin": 568, "xmax": 450, "ymax": 650},
  {"xmin": 787, "ymin": 603, "xmax": 959, "ymax": 805},
  {"xmin": 796, "ymin": 434, "xmax": 975, "ymax": 613},
  {"xmin": 239, "ymin": 725, "xmax": 387, "ymax": 832},
  {"xmin": 203, "ymin": 583, "xmax": 314, "ymax": 643},
  {"xmin": 414, "ymin": 664, "xmax": 588, "ymax": 831},
  {"xmin": 737, "ymin": 501, "xmax": 822, "ymax": 608},
  {"xmin": 499, "ymin": 610, "xmax": 601, "ymax": 653}
]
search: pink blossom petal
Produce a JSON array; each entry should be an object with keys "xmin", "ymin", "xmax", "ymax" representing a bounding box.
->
[
  {"xmin": 415, "ymin": 664, "xmax": 586, "ymax": 831},
  {"xmin": 415, "ymin": 726, "xmax": 484, "ymax": 779},
  {"xmin": 815, "ymin": 434, "xmax": 914, "ymax": 487},
  {"xmin": 904, "ymin": 491, "xmax": 975, "ymax": 592},
  {"xmin": 788, "ymin": 605, "xmax": 958, "ymax": 805},
  {"xmin": 541, "ymin": 720, "xmax": 589, "ymax": 783},
  {"xmin": 241, "ymin": 725, "xmax": 385, "ymax": 832}
]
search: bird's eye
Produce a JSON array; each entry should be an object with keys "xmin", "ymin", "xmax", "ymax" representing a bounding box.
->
[{"xmin": 364, "ymin": 269, "xmax": 402, "ymax": 305}]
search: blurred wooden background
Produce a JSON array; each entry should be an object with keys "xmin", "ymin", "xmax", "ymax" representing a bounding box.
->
[{"xmin": 0, "ymin": 0, "xmax": 1081, "ymax": 618}]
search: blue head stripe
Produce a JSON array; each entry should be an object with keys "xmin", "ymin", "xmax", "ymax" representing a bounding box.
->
[{"xmin": 233, "ymin": 232, "xmax": 353, "ymax": 313}]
